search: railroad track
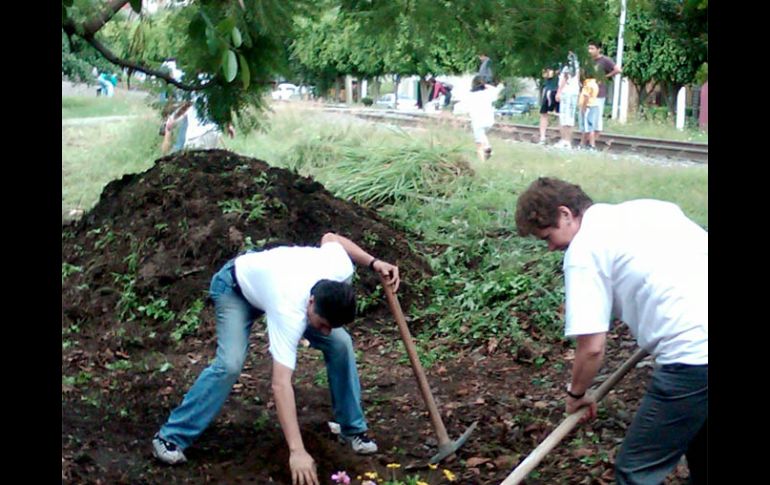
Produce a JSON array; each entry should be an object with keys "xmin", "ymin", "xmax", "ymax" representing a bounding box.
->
[{"xmin": 323, "ymin": 107, "xmax": 708, "ymax": 163}]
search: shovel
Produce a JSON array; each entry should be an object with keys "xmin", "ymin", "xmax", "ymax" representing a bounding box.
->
[
  {"xmin": 500, "ymin": 347, "xmax": 650, "ymax": 484},
  {"xmin": 379, "ymin": 275, "xmax": 478, "ymax": 464}
]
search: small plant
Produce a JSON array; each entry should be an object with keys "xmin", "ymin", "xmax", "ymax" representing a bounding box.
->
[
  {"xmin": 62, "ymin": 262, "xmax": 83, "ymax": 282},
  {"xmin": 138, "ymin": 296, "xmax": 176, "ymax": 324},
  {"xmin": 94, "ymin": 229, "xmax": 116, "ymax": 250},
  {"xmin": 171, "ymin": 299, "xmax": 205, "ymax": 341},
  {"xmin": 218, "ymin": 199, "xmax": 245, "ymax": 216},
  {"xmin": 245, "ymin": 194, "xmax": 266, "ymax": 221},
  {"xmin": 113, "ymin": 272, "xmax": 139, "ymax": 321},
  {"xmin": 105, "ymin": 360, "xmax": 132, "ymax": 371},
  {"xmin": 313, "ymin": 369, "xmax": 328, "ymax": 387},
  {"xmin": 362, "ymin": 97, "xmax": 373, "ymax": 106}
]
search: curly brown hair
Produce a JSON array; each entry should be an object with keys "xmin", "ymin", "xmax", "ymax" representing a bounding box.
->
[{"xmin": 515, "ymin": 177, "xmax": 593, "ymax": 236}]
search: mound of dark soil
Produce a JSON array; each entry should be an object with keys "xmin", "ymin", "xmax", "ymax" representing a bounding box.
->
[{"xmin": 62, "ymin": 149, "xmax": 432, "ymax": 343}]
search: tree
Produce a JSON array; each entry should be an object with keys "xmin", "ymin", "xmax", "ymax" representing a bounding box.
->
[
  {"xmin": 604, "ymin": 0, "xmax": 707, "ymax": 115},
  {"xmin": 62, "ymin": 0, "xmax": 315, "ymax": 131}
]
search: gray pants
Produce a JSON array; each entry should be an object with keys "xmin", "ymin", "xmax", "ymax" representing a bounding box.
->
[{"xmin": 616, "ymin": 363, "xmax": 708, "ymax": 485}]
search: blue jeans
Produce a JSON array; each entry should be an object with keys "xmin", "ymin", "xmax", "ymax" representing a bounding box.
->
[
  {"xmin": 615, "ymin": 364, "xmax": 708, "ymax": 485},
  {"xmin": 158, "ymin": 259, "xmax": 368, "ymax": 449}
]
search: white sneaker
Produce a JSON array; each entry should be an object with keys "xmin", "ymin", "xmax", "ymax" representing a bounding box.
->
[
  {"xmin": 339, "ymin": 432, "xmax": 378, "ymax": 454},
  {"xmin": 152, "ymin": 434, "xmax": 187, "ymax": 465}
]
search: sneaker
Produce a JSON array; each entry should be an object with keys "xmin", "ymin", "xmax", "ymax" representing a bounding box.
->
[
  {"xmin": 484, "ymin": 147, "xmax": 492, "ymax": 160},
  {"xmin": 339, "ymin": 432, "xmax": 378, "ymax": 454},
  {"xmin": 152, "ymin": 434, "xmax": 187, "ymax": 465}
]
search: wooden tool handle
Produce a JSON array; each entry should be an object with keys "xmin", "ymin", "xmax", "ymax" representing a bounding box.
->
[
  {"xmin": 500, "ymin": 347, "xmax": 650, "ymax": 485},
  {"xmin": 380, "ymin": 277, "xmax": 451, "ymax": 446}
]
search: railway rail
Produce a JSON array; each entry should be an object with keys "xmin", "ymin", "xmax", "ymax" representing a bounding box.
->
[{"xmin": 323, "ymin": 107, "xmax": 708, "ymax": 163}]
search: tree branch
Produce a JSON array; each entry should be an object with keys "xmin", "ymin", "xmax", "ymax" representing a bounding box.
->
[
  {"xmin": 82, "ymin": 0, "xmax": 132, "ymax": 37},
  {"xmin": 84, "ymin": 35, "xmax": 211, "ymax": 91}
]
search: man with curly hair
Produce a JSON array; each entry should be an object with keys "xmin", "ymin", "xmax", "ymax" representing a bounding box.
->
[{"xmin": 514, "ymin": 177, "xmax": 707, "ymax": 484}]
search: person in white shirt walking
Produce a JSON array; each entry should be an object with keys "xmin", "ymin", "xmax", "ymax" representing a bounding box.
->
[
  {"xmin": 152, "ymin": 233, "xmax": 400, "ymax": 485},
  {"xmin": 454, "ymin": 75, "xmax": 504, "ymax": 162},
  {"xmin": 514, "ymin": 177, "xmax": 707, "ymax": 485}
]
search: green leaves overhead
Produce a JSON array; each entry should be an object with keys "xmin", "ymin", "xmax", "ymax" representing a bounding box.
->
[
  {"xmin": 222, "ymin": 49, "xmax": 238, "ymax": 82},
  {"xmin": 231, "ymin": 27, "xmax": 243, "ymax": 48},
  {"xmin": 238, "ymin": 53, "xmax": 251, "ymax": 89}
]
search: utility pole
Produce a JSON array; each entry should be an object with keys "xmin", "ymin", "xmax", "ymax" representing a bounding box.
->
[{"xmin": 612, "ymin": 0, "xmax": 627, "ymax": 122}]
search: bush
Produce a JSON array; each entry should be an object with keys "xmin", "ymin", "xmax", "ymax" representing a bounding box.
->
[{"xmin": 362, "ymin": 97, "xmax": 373, "ymax": 106}]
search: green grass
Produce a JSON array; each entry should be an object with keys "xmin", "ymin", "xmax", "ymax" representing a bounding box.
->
[
  {"xmin": 62, "ymin": 102, "xmax": 707, "ymax": 346},
  {"xmin": 230, "ymin": 105, "xmax": 707, "ymax": 227},
  {"xmin": 62, "ymin": 95, "xmax": 154, "ymax": 119},
  {"xmin": 62, "ymin": 113, "xmax": 161, "ymax": 221}
]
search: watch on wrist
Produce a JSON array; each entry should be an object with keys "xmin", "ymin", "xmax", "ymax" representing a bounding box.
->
[{"xmin": 566, "ymin": 388, "xmax": 585, "ymax": 399}]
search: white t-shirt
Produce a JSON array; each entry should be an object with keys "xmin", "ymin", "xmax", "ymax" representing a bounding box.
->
[
  {"xmin": 185, "ymin": 106, "xmax": 219, "ymax": 144},
  {"xmin": 563, "ymin": 200, "xmax": 708, "ymax": 365},
  {"xmin": 560, "ymin": 66, "xmax": 580, "ymax": 96},
  {"xmin": 233, "ymin": 242, "xmax": 354, "ymax": 370},
  {"xmin": 454, "ymin": 84, "xmax": 504, "ymax": 129}
]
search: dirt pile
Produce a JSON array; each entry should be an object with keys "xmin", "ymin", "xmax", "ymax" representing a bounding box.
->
[{"xmin": 62, "ymin": 149, "xmax": 432, "ymax": 342}]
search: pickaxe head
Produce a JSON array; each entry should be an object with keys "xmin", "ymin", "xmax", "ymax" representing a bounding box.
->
[{"xmin": 429, "ymin": 421, "xmax": 478, "ymax": 464}]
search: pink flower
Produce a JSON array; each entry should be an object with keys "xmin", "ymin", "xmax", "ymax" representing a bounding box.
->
[{"xmin": 331, "ymin": 470, "xmax": 351, "ymax": 485}]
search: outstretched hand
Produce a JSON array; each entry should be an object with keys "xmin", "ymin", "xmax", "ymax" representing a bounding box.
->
[
  {"xmin": 289, "ymin": 449, "xmax": 318, "ymax": 485},
  {"xmin": 373, "ymin": 260, "xmax": 400, "ymax": 293}
]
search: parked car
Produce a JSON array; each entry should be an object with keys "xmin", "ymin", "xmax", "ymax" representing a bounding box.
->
[
  {"xmin": 374, "ymin": 93, "xmax": 417, "ymax": 111},
  {"xmin": 271, "ymin": 83, "xmax": 298, "ymax": 101},
  {"xmin": 496, "ymin": 96, "xmax": 537, "ymax": 117}
]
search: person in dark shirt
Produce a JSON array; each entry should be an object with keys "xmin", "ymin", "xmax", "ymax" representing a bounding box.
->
[
  {"xmin": 538, "ymin": 65, "xmax": 560, "ymax": 144},
  {"xmin": 586, "ymin": 41, "xmax": 622, "ymax": 143}
]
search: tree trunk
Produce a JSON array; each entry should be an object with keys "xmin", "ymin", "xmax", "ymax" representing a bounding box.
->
[
  {"xmin": 418, "ymin": 78, "xmax": 432, "ymax": 110},
  {"xmin": 334, "ymin": 77, "xmax": 341, "ymax": 102},
  {"xmin": 394, "ymin": 75, "xmax": 400, "ymax": 108},
  {"xmin": 370, "ymin": 77, "xmax": 381, "ymax": 100},
  {"xmin": 663, "ymin": 83, "xmax": 679, "ymax": 117}
]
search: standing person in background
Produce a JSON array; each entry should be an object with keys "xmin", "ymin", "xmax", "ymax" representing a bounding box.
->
[
  {"xmin": 478, "ymin": 54, "xmax": 493, "ymax": 83},
  {"xmin": 96, "ymin": 71, "xmax": 114, "ymax": 97},
  {"xmin": 163, "ymin": 99, "xmax": 235, "ymax": 152},
  {"xmin": 538, "ymin": 65, "xmax": 560, "ymax": 144},
  {"xmin": 578, "ymin": 76, "xmax": 600, "ymax": 150},
  {"xmin": 555, "ymin": 52, "xmax": 581, "ymax": 149},
  {"xmin": 453, "ymin": 75, "xmax": 504, "ymax": 162},
  {"xmin": 587, "ymin": 41, "xmax": 622, "ymax": 143}
]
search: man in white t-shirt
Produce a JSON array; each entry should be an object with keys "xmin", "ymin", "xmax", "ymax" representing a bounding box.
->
[
  {"xmin": 515, "ymin": 178, "xmax": 707, "ymax": 485},
  {"xmin": 152, "ymin": 233, "xmax": 400, "ymax": 485}
]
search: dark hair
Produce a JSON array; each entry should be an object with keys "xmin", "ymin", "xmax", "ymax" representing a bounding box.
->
[
  {"xmin": 471, "ymin": 75, "xmax": 486, "ymax": 92},
  {"xmin": 310, "ymin": 279, "xmax": 356, "ymax": 327},
  {"xmin": 514, "ymin": 177, "xmax": 593, "ymax": 237},
  {"xmin": 588, "ymin": 40, "xmax": 602, "ymax": 50}
]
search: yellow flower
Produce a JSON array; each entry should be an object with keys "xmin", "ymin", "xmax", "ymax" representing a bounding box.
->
[
  {"xmin": 417, "ymin": 481, "xmax": 429, "ymax": 485},
  {"xmin": 386, "ymin": 463, "xmax": 401, "ymax": 469},
  {"xmin": 443, "ymin": 469, "xmax": 457, "ymax": 481},
  {"xmin": 428, "ymin": 464, "xmax": 438, "ymax": 470},
  {"xmin": 364, "ymin": 471, "xmax": 379, "ymax": 480}
]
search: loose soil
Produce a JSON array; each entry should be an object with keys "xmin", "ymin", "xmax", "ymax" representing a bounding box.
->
[{"xmin": 62, "ymin": 150, "xmax": 690, "ymax": 484}]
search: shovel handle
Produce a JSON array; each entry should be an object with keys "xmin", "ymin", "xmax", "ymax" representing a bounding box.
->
[
  {"xmin": 379, "ymin": 275, "xmax": 452, "ymax": 446},
  {"xmin": 500, "ymin": 347, "xmax": 650, "ymax": 485}
]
